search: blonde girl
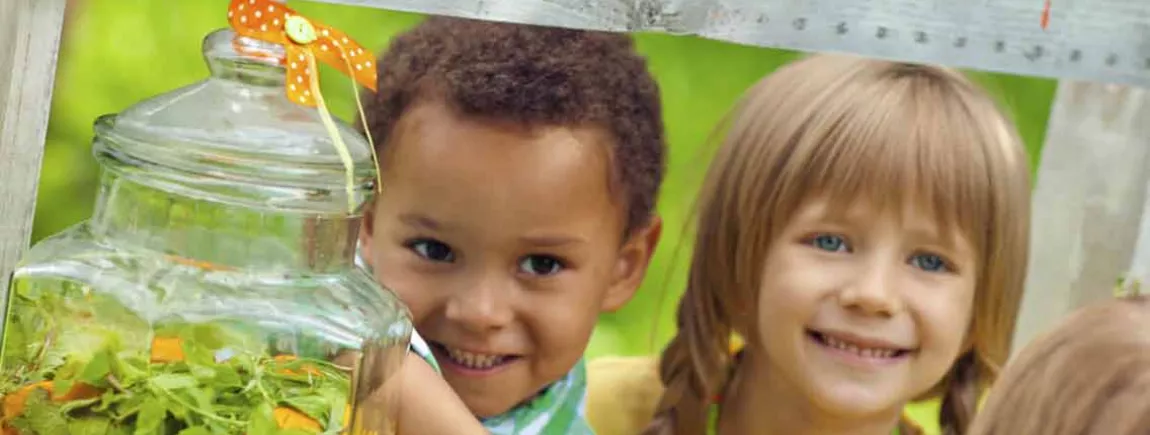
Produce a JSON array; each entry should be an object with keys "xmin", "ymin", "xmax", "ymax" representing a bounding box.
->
[
  {"xmin": 587, "ymin": 53, "xmax": 1032, "ymax": 435},
  {"xmin": 968, "ymin": 294, "xmax": 1150, "ymax": 435}
]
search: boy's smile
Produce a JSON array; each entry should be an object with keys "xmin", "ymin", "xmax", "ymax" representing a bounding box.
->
[
  {"xmin": 360, "ymin": 101, "xmax": 659, "ymax": 417},
  {"xmin": 430, "ymin": 341, "xmax": 520, "ymax": 374}
]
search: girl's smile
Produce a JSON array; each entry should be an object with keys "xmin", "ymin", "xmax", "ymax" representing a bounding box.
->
[{"xmin": 805, "ymin": 329, "xmax": 915, "ymax": 369}]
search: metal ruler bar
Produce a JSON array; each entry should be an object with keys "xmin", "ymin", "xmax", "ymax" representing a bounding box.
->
[{"xmin": 307, "ymin": 0, "xmax": 1150, "ymax": 87}]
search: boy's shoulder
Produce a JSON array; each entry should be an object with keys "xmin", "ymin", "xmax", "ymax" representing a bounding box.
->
[
  {"xmin": 480, "ymin": 358, "xmax": 594, "ymax": 435},
  {"xmin": 586, "ymin": 355, "xmax": 663, "ymax": 435}
]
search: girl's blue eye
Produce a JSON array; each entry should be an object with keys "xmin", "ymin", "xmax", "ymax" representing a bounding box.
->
[
  {"xmin": 519, "ymin": 255, "xmax": 564, "ymax": 276},
  {"xmin": 811, "ymin": 234, "xmax": 849, "ymax": 253},
  {"xmin": 408, "ymin": 239, "xmax": 455, "ymax": 263},
  {"xmin": 910, "ymin": 253, "xmax": 949, "ymax": 273}
]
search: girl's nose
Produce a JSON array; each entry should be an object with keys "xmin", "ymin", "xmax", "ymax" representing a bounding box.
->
[{"xmin": 837, "ymin": 257, "xmax": 903, "ymax": 316}]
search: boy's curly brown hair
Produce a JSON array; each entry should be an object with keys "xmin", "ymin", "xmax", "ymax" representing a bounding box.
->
[{"xmin": 361, "ymin": 16, "xmax": 666, "ymax": 233}]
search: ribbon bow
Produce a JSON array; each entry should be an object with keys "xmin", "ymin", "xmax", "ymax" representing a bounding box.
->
[
  {"xmin": 226, "ymin": 0, "xmax": 383, "ymax": 212},
  {"xmin": 227, "ymin": 0, "xmax": 377, "ymax": 107}
]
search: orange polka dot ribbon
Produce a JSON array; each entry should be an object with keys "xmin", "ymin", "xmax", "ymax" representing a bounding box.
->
[
  {"xmin": 227, "ymin": 0, "xmax": 377, "ymax": 107},
  {"xmin": 226, "ymin": 0, "xmax": 384, "ymax": 212}
]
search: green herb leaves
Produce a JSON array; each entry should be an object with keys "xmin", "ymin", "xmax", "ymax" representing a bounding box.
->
[{"xmin": 1, "ymin": 291, "xmax": 353, "ymax": 434}]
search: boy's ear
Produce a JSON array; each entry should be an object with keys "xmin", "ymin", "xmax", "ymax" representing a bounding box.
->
[{"xmin": 601, "ymin": 216, "xmax": 663, "ymax": 312}]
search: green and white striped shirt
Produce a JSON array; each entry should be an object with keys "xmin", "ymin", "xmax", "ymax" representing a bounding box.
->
[{"xmin": 408, "ymin": 332, "xmax": 593, "ymax": 434}]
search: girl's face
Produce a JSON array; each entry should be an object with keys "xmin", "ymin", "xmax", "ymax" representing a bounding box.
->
[{"xmin": 755, "ymin": 197, "xmax": 977, "ymax": 418}]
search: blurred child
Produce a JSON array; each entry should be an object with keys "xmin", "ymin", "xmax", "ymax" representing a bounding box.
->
[
  {"xmin": 357, "ymin": 16, "xmax": 667, "ymax": 434},
  {"xmin": 586, "ymin": 53, "xmax": 1033, "ymax": 435},
  {"xmin": 968, "ymin": 293, "xmax": 1150, "ymax": 435}
]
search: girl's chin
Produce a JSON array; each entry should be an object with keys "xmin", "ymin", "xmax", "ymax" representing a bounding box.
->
[{"xmin": 808, "ymin": 386, "xmax": 907, "ymax": 420}]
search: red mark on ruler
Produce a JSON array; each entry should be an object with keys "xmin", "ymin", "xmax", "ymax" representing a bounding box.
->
[{"xmin": 1041, "ymin": 0, "xmax": 1051, "ymax": 30}]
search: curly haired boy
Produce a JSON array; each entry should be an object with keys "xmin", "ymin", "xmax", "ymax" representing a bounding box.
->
[{"xmin": 357, "ymin": 16, "xmax": 667, "ymax": 434}]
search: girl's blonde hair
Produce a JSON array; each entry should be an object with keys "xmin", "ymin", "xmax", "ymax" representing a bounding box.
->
[
  {"xmin": 968, "ymin": 294, "xmax": 1150, "ymax": 435},
  {"xmin": 643, "ymin": 54, "xmax": 1032, "ymax": 435}
]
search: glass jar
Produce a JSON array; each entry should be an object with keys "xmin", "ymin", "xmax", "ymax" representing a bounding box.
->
[{"xmin": 0, "ymin": 28, "xmax": 411, "ymax": 434}]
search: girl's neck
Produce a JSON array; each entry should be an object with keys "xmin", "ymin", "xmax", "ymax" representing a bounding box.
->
[{"xmin": 717, "ymin": 351, "xmax": 904, "ymax": 435}]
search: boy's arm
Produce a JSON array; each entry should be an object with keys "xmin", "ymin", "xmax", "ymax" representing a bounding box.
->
[
  {"xmin": 354, "ymin": 342, "xmax": 487, "ymax": 434},
  {"xmin": 391, "ymin": 352, "xmax": 490, "ymax": 434}
]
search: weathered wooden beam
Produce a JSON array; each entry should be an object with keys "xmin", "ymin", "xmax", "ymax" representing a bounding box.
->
[
  {"xmin": 304, "ymin": 0, "xmax": 1150, "ymax": 88},
  {"xmin": 0, "ymin": 0, "xmax": 68, "ymax": 315},
  {"xmin": 1012, "ymin": 81, "xmax": 1150, "ymax": 354}
]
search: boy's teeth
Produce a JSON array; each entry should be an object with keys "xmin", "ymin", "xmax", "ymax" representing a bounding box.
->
[
  {"xmin": 445, "ymin": 347, "xmax": 507, "ymax": 369},
  {"xmin": 822, "ymin": 335, "xmax": 898, "ymax": 359}
]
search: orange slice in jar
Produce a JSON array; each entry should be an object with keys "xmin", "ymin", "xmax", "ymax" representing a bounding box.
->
[
  {"xmin": 150, "ymin": 336, "xmax": 187, "ymax": 363},
  {"xmin": 274, "ymin": 407, "xmax": 322, "ymax": 431},
  {"xmin": 274, "ymin": 406, "xmax": 353, "ymax": 432},
  {"xmin": 272, "ymin": 355, "xmax": 322, "ymax": 377},
  {"xmin": 2, "ymin": 381, "xmax": 101, "ymax": 422}
]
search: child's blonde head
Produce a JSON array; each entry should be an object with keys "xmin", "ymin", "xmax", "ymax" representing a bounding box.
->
[
  {"xmin": 969, "ymin": 294, "xmax": 1150, "ymax": 435},
  {"xmin": 645, "ymin": 53, "xmax": 1031, "ymax": 435}
]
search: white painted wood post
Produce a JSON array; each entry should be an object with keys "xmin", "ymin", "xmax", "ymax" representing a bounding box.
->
[
  {"xmin": 0, "ymin": 0, "xmax": 69, "ymax": 323},
  {"xmin": 1013, "ymin": 81, "xmax": 1150, "ymax": 355}
]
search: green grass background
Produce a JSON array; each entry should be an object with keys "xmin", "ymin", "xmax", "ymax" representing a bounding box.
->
[{"xmin": 37, "ymin": 0, "xmax": 1057, "ymax": 364}]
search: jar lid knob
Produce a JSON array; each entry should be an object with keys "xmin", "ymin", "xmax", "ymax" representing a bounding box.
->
[{"xmin": 285, "ymin": 16, "xmax": 318, "ymax": 45}]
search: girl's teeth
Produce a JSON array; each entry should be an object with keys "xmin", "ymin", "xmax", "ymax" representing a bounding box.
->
[
  {"xmin": 822, "ymin": 335, "xmax": 898, "ymax": 359},
  {"xmin": 445, "ymin": 347, "xmax": 507, "ymax": 369}
]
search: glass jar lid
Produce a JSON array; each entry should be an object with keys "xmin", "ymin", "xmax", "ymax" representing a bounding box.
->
[{"xmin": 93, "ymin": 28, "xmax": 375, "ymax": 215}]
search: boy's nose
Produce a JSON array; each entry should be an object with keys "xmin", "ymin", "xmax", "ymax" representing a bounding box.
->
[
  {"xmin": 444, "ymin": 275, "xmax": 514, "ymax": 333},
  {"xmin": 837, "ymin": 258, "xmax": 903, "ymax": 316}
]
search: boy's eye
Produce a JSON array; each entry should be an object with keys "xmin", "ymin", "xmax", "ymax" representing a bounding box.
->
[
  {"xmin": 910, "ymin": 253, "xmax": 951, "ymax": 273},
  {"xmin": 809, "ymin": 234, "xmax": 850, "ymax": 253},
  {"xmin": 407, "ymin": 239, "xmax": 455, "ymax": 263},
  {"xmin": 518, "ymin": 255, "xmax": 564, "ymax": 276}
]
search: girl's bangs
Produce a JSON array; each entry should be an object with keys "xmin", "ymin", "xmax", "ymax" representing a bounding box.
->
[{"xmin": 769, "ymin": 72, "xmax": 998, "ymax": 255}]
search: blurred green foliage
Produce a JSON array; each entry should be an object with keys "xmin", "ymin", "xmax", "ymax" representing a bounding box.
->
[{"xmin": 36, "ymin": 0, "xmax": 1057, "ymax": 361}]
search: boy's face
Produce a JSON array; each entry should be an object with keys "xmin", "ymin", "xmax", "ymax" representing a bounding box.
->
[{"xmin": 360, "ymin": 101, "xmax": 660, "ymax": 417}]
